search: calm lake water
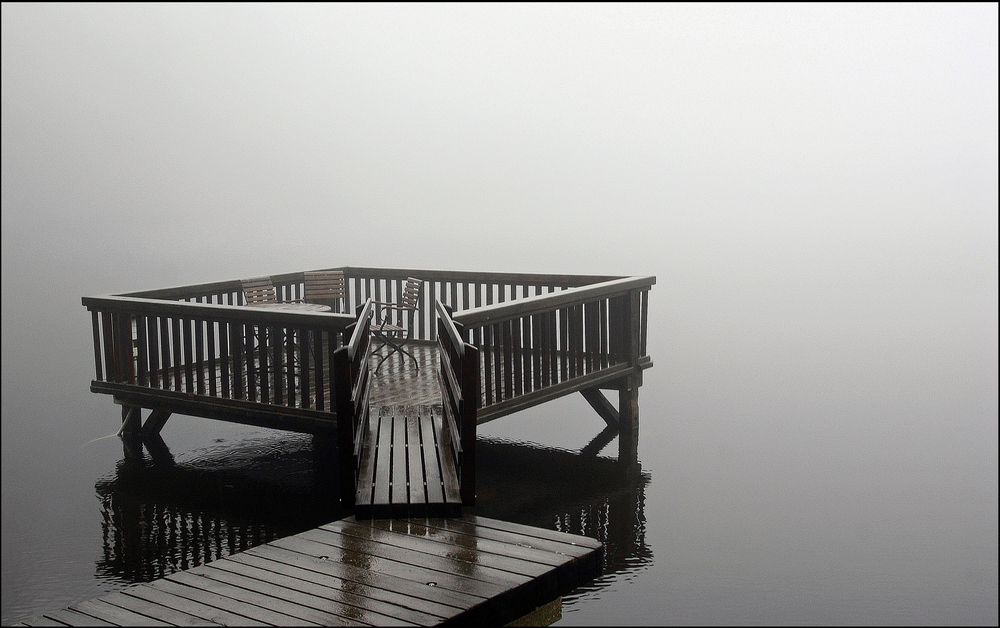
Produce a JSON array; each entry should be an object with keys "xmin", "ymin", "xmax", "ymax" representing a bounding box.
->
[{"xmin": 2, "ymin": 276, "xmax": 997, "ymax": 625}]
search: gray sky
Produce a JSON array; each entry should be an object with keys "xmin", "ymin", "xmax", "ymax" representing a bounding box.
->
[{"xmin": 2, "ymin": 3, "xmax": 997, "ymax": 388}]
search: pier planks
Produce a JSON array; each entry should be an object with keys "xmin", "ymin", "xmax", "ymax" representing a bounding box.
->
[
  {"xmin": 355, "ymin": 405, "xmax": 463, "ymax": 519},
  {"xmin": 14, "ymin": 514, "xmax": 602, "ymax": 627}
]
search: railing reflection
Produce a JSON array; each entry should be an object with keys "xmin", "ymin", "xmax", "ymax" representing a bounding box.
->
[
  {"xmin": 94, "ymin": 433, "xmax": 651, "ymax": 589},
  {"xmin": 97, "ymin": 494, "xmax": 276, "ymax": 583},
  {"xmin": 464, "ymin": 437, "xmax": 652, "ymax": 580},
  {"xmin": 94, "ymin": 433, "xmax": 350, "ymax": 586}
]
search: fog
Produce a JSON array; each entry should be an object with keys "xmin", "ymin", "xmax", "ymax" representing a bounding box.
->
[{"xmin": 2, "ymin": 4, "xmax": 997, "ymax": 624}]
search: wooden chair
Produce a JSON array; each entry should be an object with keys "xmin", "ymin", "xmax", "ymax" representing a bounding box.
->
[
  {"xmin": 371, "ymin": 277, "xmax": 422, "ymax": 373},
  {"xmin": 302, "ymin": 270, "xmax": 346, "ymax": 312},
  {"xmin": 240, "ymin": 276, "xmax": 279, "ymax": 306},
  {"xmin": 238, "ymin": 277, "xmax": 280, "ymax": 381}
]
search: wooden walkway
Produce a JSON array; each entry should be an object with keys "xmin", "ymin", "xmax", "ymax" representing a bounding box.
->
[
  {"xmin": 355, "ymin": 404, "xmax": 463, "ymax": 519},
  {"xmin": 13, "ymin": 514, "xmax": 602, "ymax": 627},
  {"xmin": 361, "ymin": 345, "xmax": 465, "ymax": 518},
  {"xmin": 368, "ymin": 344, "xmax": 441, "ymax": 407}
]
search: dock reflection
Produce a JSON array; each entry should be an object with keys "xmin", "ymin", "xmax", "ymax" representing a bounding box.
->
[
  {"xmin": 472, "ymin": 438, "xmax": 652, "ymax": 580},
  {"xmin": 95, "ymin": 433, "xmax": 652, "ymax": 589}
]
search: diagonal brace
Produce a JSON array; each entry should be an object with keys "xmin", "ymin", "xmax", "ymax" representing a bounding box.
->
[{"xmin": 580, "ymin": 387, "xmax": 619, "ymax": 427}]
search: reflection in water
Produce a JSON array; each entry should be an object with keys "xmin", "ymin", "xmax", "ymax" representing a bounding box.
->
[
  {"xmin": 472, "ymin": 438, "xmax": 653, "ymax": 593},
  {"xmin": 94, "ymin": 432, "xmax": 350, "ymax": 586},
  {"xmin": 95, "ymin": 432, "xmax": 652, "ymax": 602}
]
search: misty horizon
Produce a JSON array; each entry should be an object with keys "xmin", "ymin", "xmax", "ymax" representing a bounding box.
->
[{"xmin": 3, "ymin": 4, "xmax": 997, "ymax": 625}]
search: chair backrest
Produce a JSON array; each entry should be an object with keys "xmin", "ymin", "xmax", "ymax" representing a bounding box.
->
[
  {"xmin": 400, "ymin": 277, "xmax": 421, "ymax": 311},
  {"xmin": 304, "ymin": 270, "xmax": 346, "ymax": 311},
  {"xmin": 241, "ymin": 276, "xmax": 278, "ymax": 306}
]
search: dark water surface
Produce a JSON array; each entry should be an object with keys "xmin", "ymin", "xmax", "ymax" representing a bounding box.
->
[{"xmin": 2, "ymin": 285, "xmax": 997, "ymax": 626}]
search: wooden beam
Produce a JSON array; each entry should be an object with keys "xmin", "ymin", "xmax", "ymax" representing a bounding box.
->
[
  {"xmin": 580, "ymin": 387, "xmax": 619, "ymax": 427},
  {"xmin": 141, "ymin": 408, "xmax": 171, "ymax": 435},
  {"xmin": 476, "ymin": 363, "xmax": 633, "ymax": 424},
  {"xmin": 95, "ymin": 382, "xmax": 339, "ymax": 433}
]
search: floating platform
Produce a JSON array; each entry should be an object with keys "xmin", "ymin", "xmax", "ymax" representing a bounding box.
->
[{"xmin": 13, "ymin": 514, "xmax": 603, "ymax": 627}]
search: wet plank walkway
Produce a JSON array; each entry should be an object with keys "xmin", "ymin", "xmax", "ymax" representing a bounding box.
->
[
  {"xmin": 368, "ymin": 344, "xmax": 441, "ymax": 407},
  {"xmin": 355, "ymin": 404, "xmax": 463, "ymax": 519},
  {"xmin": 14, "ymin": 514, "xmax": 602, "ymax": 627}
]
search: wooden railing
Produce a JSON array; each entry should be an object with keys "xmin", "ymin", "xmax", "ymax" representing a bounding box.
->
[
  {"xmin": 336, "ymin": 267, "xmax": 625, "ymax": 343},
  {"xmin": 85, "ymin": 269, "xmax": 651, "ymax": 426},
  {"xmin": 436, "ymin": 300, "xmax": 480, "ymax": 506},
  {"xmin": 333, "ymin": 299, "xmax": 374, "ymax": 507},
  {"xmin": 452, "ymin": 276, "xmax": 654, "ymax": 423},
  {"xmin": 82, "ymin": 293, "xmax": 357, "ymax": 431},
  {"xmin": 114, "ymin": 266, "xmax": 633, "ymax": 344}
]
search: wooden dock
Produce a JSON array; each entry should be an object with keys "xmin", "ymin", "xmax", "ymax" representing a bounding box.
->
[
  {"xmin": 83, "ymin": 267, "xmax": 654, "ymax": 478},
  {"xmin": 13, "ymin": 514, "xmax": 602, "ymax": 627},
  {"xmin": 60, "ymin": 267, "xmax": 654, "ymax": 625}
]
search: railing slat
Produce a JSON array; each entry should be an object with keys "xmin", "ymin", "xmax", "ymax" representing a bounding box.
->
[
  {"xmin": 219, "ymin": 321, "xmax": 230, "ymax": 398},
  {"xmin": 194, "ymin": 319, "xmax": 205, "ymax": 395},
  {"xmin": 92, "ymin": 311, "xmax": 103, "ymax": 382}
]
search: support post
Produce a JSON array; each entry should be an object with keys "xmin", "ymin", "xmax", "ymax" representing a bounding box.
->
[
  {"xmin": 460, "ymin": 344, "xmax": 479, "ymax": 506},
  {"xmin": 122, "ymin": 431, "xmax": 144, "ymax": 461},
  {"xmin": 333, "ymin": 344, "xmax": 355, "ymax": 508},
  {"xmin": 617, "ymin": 288, "xmax": 642, "ymax": 479},
  {"xmin": 618, "ymin": 377, "xmax": 640, "ymax": 479},
  {"xmin": 120, "ymin": 404, "xmax": 142, "ymax": 434}
]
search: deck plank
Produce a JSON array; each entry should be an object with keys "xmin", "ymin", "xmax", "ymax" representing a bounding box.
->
[
  {"xmin": 102, "ymin": 589, "xmax": 219, "ymax": 626},
  {"xmin": 184, "ymin": 564, "xmax": 360, "ymax": 626},
  {"xmin": 225, "ymin": 550, "xmax": 451, "ymax": 624},
  {"xmin": 376, "ymin": 518, "xmax": 577, "ymax": 569},
  {"xmin": 17, "ymin": 618, "xmax": 66, "ymax": 627},
  {"xmin": 432, "ymin": 408, "xmax": 463, "ymax": 509},
  {"xmin": 248, "ymin": 543, "xmax": 483, "ymax": 614},
  {"xmin": 124, "ymin": 581, "xmax": 268, "ymax": 627},
  {"xmin": 356, "ymin": 404, "xmax": 461, "ymax": 519},
  {"xmin": 391, "ymin": 407, "xmax": 409, "ymax": 512},
  {"xmin": 354, "ymin": 410, "xmax": 378, "ymax": 513},
  {"xmin": 419, "ymin": 407, "xmax": 445, "ymax": 505},
  {"xmin": 406, "ymin": 406, "xmax": 427, "ymax": 513},
  {"xmin": 207, "ymin": 555, "xmax": 428, "ymax": 626},
  {"xmin": 165, "ymin": 571, "xmax": 320, "ymax": 626},
  {"xmin": 326, "ymin": 520, "xmax": 558, "ymax": 605},
  {"xmin": 39, "ymin": 608, "xmax": 115, "ymax": 627},
  {"xmin": 148, "ymin": 577, "xmax": 289, "ymax": 626},
  {"xmin": 300, "ymin": 526, "xmax": 529, "ymax": 591},
  {"xmin": 21, "ymin": 514, "xmax": 601, "ymax": 627},
  {"xmin": 271, "ymin": 533, "xmax": 505, "ymax": 600},
  {"xmin": 70, "ymin": 598, "xmax": 173, "ymax": 627},
  {"xmin": 371, "ymin": 407, "xmax": 394, "ymax": 515}
]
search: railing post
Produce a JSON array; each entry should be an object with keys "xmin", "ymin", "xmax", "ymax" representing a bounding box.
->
[
  {"xmin": 617, "ymin": 288, "xmax": 642, "ymax": 478},
  {"xmin": 461, "ymin": 344, "xmax": 479, "ymax": 505},
  {"xmin": 333, "ymin": 344, "xmax": 355, "ymax": 507}
]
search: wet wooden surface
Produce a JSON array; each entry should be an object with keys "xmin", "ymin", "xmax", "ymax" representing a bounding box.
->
[
  {"xmin": 368, "ymin": 344, "xmax": 440, "ymax": 406},
  {"xmin": 355, "ymin": 405, "xmax": 463, "ymax": 519},
  {"xmin": 14, "ymin": 514, "xmax": 602, "ymax": 627}
]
